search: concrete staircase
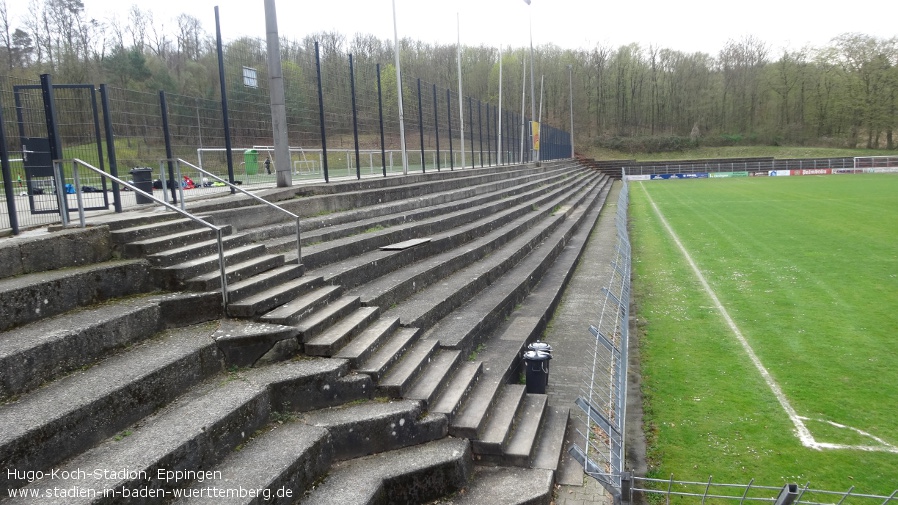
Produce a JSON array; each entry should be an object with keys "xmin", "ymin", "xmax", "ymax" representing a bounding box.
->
[{"xmin": 0, "ymin": 160, "xmax": 609, "ymax": 504}]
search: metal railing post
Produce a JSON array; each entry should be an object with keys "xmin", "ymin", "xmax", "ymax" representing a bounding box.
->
[
  {"xmin": 774, "ymin": 484, "xmax": 800, "ymax": 505},
  {"xmin": 216, "ymin": 227, "xmax": 228, "ymax": 307},
  {"xmin": 620, "ymin": 472, "xmax": 632, "ymax": 505},
  {"xmin": 72, "ymin": 161, "xmax": 86, "ymax": 228},
  {"xmin": 52, "ymin": 160, "xmax": 69, "ymax": 227}
]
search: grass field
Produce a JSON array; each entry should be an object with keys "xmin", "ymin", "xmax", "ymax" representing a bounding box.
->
[
  {"xmin": 630, "ymin": 174, "xmax": 898, "ymax": 495},
  {"xmin": 586, "ymin": 145, "xmax": 898, "ymax": 162}
]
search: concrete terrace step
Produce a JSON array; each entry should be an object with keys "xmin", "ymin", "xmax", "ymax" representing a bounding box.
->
[
  {"xmin": 258, "ymin": 284, "xmax": 343, "ymax": 326},
  {"xmin": 175, "ymin": 400, "xmax": 446, "ymax": 504},
  {"xmin": 347, "ymin": 171, "xmax": 600, "ymax": 309},
  {"xmin": 378, "ymin": 175, "xmax": 605, "ymax": 336},
  {"xmin": 502, "ymin": 394, "xmax": 550, "ymax": 467},
  {"xmin": 294, "ymin": 295, "xmax": 362, "ymax": 342},
  {"xmin": 199, "ymin": 163, "xmax": 567, "ymax": 238},
  {"xmin": 282, "ymin": 168, "xmax": 593, "ymax": 269},
  {"xmin": 451, "ymin": 372, "xmax": 508, "ymax": 440},
  {"xmin": 183, "ymin": 252, "xmax": 285, "ymax": 291},
  {"xmin": 443, "ymin": 466, "xmax": 554, "ymax": 505},
  {"xmin": 154, "ymin": 243, "xmax": 268, "ymax": 287},
  {"xmin": 301, "ymin": 170, "xmax": 597, "ymax": 293},
  {"xmin": 226, "ymin": 275, "xmax": 324, "ymax": 318},
  {"xmin": 267, "ymin": 163, "xmax": 574, "ymax": 235},
  {"xmin": 225, "ymin": 264, "xmax": 303, "ymax": 302},
  {"xmin": 332, "ymin": 316, "xmax": 401, "ymax": 368},
  {"xmin": 420, "ymin": 176, "xmax": 609, "ymax": 353},
  {"xmin": 5, "ymin": 359, "xmax": 369, "ymax": 503},
  {"xmin": 264, "ymin": 165, "xmax": 583, "ymax": 254},
  {"xmin": 531, "ymin": 406, "xmax": 570, "ymax": 472},
  {"xmin": 304, "ymin": 306, "xmax": 380, "ymax": 356},
  {"xmin": 211, "ymin": 319, "xmax": 301, "ymax": 368},
  {"xmin": 121, "ymin": 223, "xmax": 234, "ymax": 257},
  {"xmin": 0, "ymin": 322, "xmax": 223, "ymax": 494},
  {"xmin": 0, "ymin": 259, "xmax": 154, "ymax": 332},
  {"xmin": 172, "ymin": 422, "xmax": 331, "ymax": 505},
  {"xmin": 377, "ymin": 338, "xmax": 441, "ymax": 398},
  {"xmin": 300, "ymin": 399, "xmax": 446, "ymax": 460},
  {"xmin": 301, "ymin": 437, "xmax": 472, "ymax": 505},
  {"xmin": 404, "ymin": 349, "xmax": 463, "ymax": 407},
  {"xmin": 430, "ymin": 360, "xmax": 483, "ymax": 421},
  {"xmin": 357, "ymin": 326, "xmax": 422, "ymax": 382},
  {"xmin": 0, "ymin": 292, "xmax": 219, "ymax": 400},
  {"xmin": 146, "ymin": 232, "xmax": 252, "ymax": 268},
  {"xmin": 108, "ymin": 214, "xmax": 207, "ymax": 244},
  {"xmin": 379, "ymin": 202, "xmax": 571, "ymax": 331},
  {"xmin": 472, "ymin": 384, "xmax": 527, "ymax": 457}
]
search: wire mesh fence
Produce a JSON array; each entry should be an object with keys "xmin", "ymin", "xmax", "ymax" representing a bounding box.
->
[
  {"xmin": 0, "ymin": 28, "xmax": 572, "ymax": 234},
  {"xmin": 569, "ymin": 180, "xmax": 631, "ymax": 501},
  {"xmin": 628, "ymin": 475, "xmax": 896, "ymax": 505}
]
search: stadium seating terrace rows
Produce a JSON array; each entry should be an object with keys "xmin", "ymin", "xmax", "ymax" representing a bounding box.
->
[{"xmin": 0, "ymin": 159, "xmax": 612, "ymax": 504}]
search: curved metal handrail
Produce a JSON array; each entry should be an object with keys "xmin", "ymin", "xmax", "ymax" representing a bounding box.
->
[{"xmin": 164, "ymin": 157, "xmax": 302, "ymax": 264}]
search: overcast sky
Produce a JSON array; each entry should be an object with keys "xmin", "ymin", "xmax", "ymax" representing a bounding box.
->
[{"xmin": 10, "ymin": 0, "xmax": 898, "ymax": 55}]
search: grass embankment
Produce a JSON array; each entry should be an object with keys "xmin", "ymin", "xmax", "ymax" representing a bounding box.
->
[{"xmin": 631, "ymin": 174, "xmax": 898, "ymax": 495}]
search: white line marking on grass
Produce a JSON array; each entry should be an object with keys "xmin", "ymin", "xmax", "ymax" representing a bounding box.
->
[{"xmin": 639, "ymin": 183, "xmax": 898, "ymax": 454}]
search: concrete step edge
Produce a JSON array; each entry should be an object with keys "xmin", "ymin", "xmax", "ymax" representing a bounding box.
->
[
  {"xmin": 305, "ymin": 306, "xmax": 380, "ymax": 356},
  {"xmin": 429, "ymin": 360, "xmax": 483, "ymax": 421},
  {"xmin": 332, "ymin": 317, "xmax": 401, "ymax": 368},
  {"xmin": 0, "ymin": 323, "xmax": 224, "ymax": 493},
  {"xmin": 300, "ymin": 437, "xmax": 472, "ymax": 505},
  {"xmin": 377, "ymin": 339, "xmax": 440, "ymax": 397},
  {"xmin": 502, "ymin": 394, "xmax": 550, "ymax": 467},
  {"xmin": 356, "ymin": 327, "xmax": 421, "ymax": 382},
  {"xmin": 226, "ymin": 276, "xmax": 324, "ymax": 318},
  {"xmin": 472, "ymin": 384, "xmax": 526, "ymax": 456},
  {"xmin": 295, "ymin": 296, "xmax": 361, "ymax": 342},
  {"xmin": 404, "ymin": 350, "xmax": 463, "ymax": 407},
  {"xmin": 258, "ymin": 284, "xmax": 344, "ymax": 326}
]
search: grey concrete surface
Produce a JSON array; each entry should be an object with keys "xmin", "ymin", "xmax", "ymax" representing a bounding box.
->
[{"xmin": 543, "ymin": 180, "xmax": 622, "ymax": 505}]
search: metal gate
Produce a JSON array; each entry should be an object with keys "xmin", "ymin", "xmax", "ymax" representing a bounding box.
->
[{"xmin": 14, "ymin": 83, "xmax": 109, "ymax": 215}]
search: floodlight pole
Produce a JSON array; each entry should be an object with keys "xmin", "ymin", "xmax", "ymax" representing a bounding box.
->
[
  {"xmin": 457, "ymin": 13, "xmax": 466, "ymax": 170},
  {"xmin": 392, "ymin": 0, "xmax": 409, "ymax": 174},
  {"xmin": 568, "ymin": 64, "xmax": 574, "ymax": 158},
  {"xmin": 527, "ymin": 0, "xmax": 538, "ymax": 164},
  {"xmin": 538, "ymin": 74, "xmax": 544, "ymax": 123},
  {"xmin": 497, "ymin": 45, "xmax": 503, "ymax": 166},
  {"xmin": 264, "ymin": 0, "xmax": 291, "ymax": 187},
  {"xmin": 519, "ymin": 58, "xmax": 526, "ymax": 164}
]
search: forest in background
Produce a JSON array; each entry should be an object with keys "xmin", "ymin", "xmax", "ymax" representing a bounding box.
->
[{"xmin": 1, "ymin": 0, "xmax": 896, "ymax": 153}]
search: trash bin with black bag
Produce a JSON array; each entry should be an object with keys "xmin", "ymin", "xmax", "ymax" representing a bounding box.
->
[
  {"xmin": 522, "ymin": 347, "xmax": 552, "ymax": 394},
  {"xmin": 129, "ymin": 167, "xmax": 154, "ymax": 204}
]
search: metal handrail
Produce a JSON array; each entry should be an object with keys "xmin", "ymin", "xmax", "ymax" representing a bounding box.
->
[
  {"xmin": 59, "ymin": 158, "xmax": 230, "ymax": 310},
  {"xmin": 162, "ymin": 157, "xmax": 302, "ymax": 264}
]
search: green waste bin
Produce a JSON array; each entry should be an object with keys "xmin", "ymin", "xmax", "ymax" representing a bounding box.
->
[{"xmin": 243, "ymin": 149, "xmax": 258, "ymax": 175}]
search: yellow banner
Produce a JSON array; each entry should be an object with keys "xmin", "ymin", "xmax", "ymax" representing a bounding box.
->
[{"xmin": 531, "ymin": 121, "xmax": 541, "ymax": 150}]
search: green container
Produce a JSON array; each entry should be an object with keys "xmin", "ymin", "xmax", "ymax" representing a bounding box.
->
[{"xmin": 243, "ymin": 149, "xmax": 258, "ymax": 175}]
